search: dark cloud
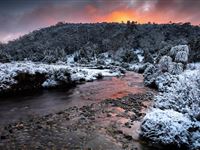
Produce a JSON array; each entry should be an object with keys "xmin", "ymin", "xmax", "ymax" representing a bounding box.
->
[{"xmin": 0, "ymin": 0, "xmax": 200, "ymax": 43}]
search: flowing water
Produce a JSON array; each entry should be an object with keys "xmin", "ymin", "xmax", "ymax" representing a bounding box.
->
[
  {"xmin": 0, "ymin": 72, "xmax": 157, "ymax": 150},
  {"xmin": 0, "ymin": 72, "xmax": 148, "ymax": 126}
]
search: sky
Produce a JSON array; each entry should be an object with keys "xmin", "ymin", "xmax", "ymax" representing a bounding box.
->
[{"xmin": 0, "ymin": 0, "xmax": 200, "ymax": 43}]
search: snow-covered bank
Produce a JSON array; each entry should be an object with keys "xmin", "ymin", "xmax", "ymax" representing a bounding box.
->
[
  {"xmin": 140, "ymin": 45, "xmax": 200, "ymax": 149},
  {"xmin": 155, "ymin": 70, "xmax": 200, "ymax": 117},
  {"xmin": 141, "ymin": 69, "xmax": 200, "ymax": 149},
  {"xmin": 0, "ymin": 61, "xmax": 123, "ymax": 95}
]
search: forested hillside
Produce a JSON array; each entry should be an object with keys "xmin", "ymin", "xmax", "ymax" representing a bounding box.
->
[{"xmin": 0, "ymin": 22, "xmax": 200, "ymax": 63}]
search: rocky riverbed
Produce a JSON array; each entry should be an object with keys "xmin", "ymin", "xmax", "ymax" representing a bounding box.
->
[{"xmin": 0, "ymin": 92, "xmax": 154, "ymax": 150}]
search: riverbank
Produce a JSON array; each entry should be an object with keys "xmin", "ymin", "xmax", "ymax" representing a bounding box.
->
[{"xmin": 0, "ymin": 61, "xmax": 124, "ymax": 97}]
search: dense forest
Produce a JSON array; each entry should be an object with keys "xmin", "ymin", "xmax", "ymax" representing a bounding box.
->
[{"xmin": 0, "ymin": 22, "xmax": 200, "ymax": 63}]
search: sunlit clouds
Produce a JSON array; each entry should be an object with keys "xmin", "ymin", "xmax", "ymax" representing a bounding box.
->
[{"xmin": 0, "ymin": 0, "xmax": 200, "ymax": 43}]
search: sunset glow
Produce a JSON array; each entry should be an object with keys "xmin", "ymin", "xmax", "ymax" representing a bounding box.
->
[
  {"xmin": 0, "ymin": 0, "xmax": 200, "ymax": 42},
  {"xmin": 99, "ymin": 10, "xmax": 136, "ymax": 23}
]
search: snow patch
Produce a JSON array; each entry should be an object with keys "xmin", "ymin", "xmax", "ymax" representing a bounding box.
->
[{"xmin": 0, "ymin": 61, "xmax": 122, "ymax": 93}]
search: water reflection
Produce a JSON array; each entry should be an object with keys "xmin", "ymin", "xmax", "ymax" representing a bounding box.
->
[{"xmin": 0, "ymin": 72, "xmax": 147, "ymax": 125}]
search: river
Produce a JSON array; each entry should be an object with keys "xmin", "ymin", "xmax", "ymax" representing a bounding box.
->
[
  {"xmin": 0, "ymin": 72, "xmax": 156, "ymax": 150},
  {"xmin": 0, "ymin": 72, "xmax": 147, "ymax": 126}
]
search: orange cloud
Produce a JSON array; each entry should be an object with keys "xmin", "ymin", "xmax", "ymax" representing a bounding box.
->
[
  {"xmin": 93, "ymin": 8, "xmax": 190, "ymax": 24},
  {"xmin": 95, "ymin": 9, "xmax": 148, "ymax": 23}
]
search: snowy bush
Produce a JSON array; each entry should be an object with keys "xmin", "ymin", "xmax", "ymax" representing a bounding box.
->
[
  {"xmin": 128, "ymin": 63, "xmax": 150, "ymax": 73},
  {"xmin": 143, "ymin": 64, "xmax": 160, "ymax": 88},
  {"xmin": 0, "ymin": 61, "xmax": 122, "ymax": 94},
  {"xmin": 168, "ymin": 62, "xmax": 183, "ymax": 75},
  {"xmin": 143, "ymin": 45, "xmax": 190, "ymax": 89},
  {"xmin": 175, "ymin": 51, "xmax": 188, "ymax": 64},
  {"xmin": 42, "ymin": 68, "xmax": 71, "ymax": 88},
  {"xmin": 158, "ymin": 55, "xmax": 172, "ymax": 72},
  {"xmin": 141, "ymin": 70, "xmax": 200, "ymax": 149},
  {"xmin": 141, "ymin": 109, "xmax": 192, "ymax": 148},
  {"xmin": 155, "ymin": 70, "xmax": 200, "ymax": 117},
  {"xmin": 169, "ymin": 45, "xmax": 189, "ymax": 60},
  {"xmin": 191, "ymin": 131, "xmax": 200, "ymax": 149},
  {"xmin": 0, "ymin": 62, "xmax": 71, "ymax": 92},
  {"xmin": 155, "ymin": 72, "xmax": 177, "ymax": 92}
]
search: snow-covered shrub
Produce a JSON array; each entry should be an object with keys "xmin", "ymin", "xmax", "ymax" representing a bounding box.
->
[
  {"xmin": 143, "ymin": 45, "xmax": 189, "ymax": 89},
  {"xmin": 121, "ymin": 50, "xmax": 139, "ymax": 63},
  {"xmin": 0, "ymin": 61, "xmax": 122, "ymax": 94},
  {"xmin": 175, "ymin": 51, "xmax": 188, "ymax": 64},
  {"xmin": 158, "ymin": 56, "xmax": 172, "ymax": 72},
  {"xmin": 0, "ymin": 62, "xmax": 71, "ymax": 92},
  {"xmin": 168, "ymin": 62, "xmax": 183, "ymax": 75},
  {"xmin": 141, "ymin": 70, "xmax": 200, "ymax": 149},
  {"xmin": 169, "ymin": 45, "xmax": 189, "ymax": 60},
  {"xmin": 155, "ymin": 70, "xmax": 200, "ymax": 117},
  {"xmin": 143, "ymin": 64, "xmax": 160, "ymax": 88},
  {"xmin": 128, "ymin": 63, "xmax": 149, "ymax": 73},
  {"xmin": 43, "ymin": 68, "xmax": 71, "ymax": 88},
  {"xmin": 191, "ymin": 130, "xmax": 200, "ymax": 149},
  {"xmin": 141, "ymin": 109, "xmax": 195, "ymax": 149},
  {"xmin": 155, "ymin": 72, "xmax": 177, "ymax": 92}
]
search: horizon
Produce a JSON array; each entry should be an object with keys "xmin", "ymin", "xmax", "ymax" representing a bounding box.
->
[{"xmin": 1, "ymin": 0, "xmax": 200, "ymax": 43}]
